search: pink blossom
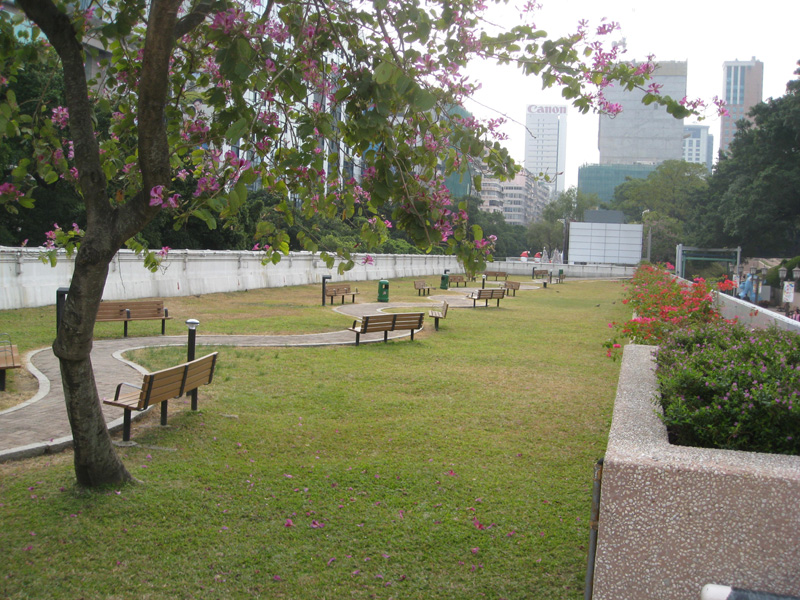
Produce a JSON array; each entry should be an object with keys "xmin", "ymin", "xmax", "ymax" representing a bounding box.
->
[
  {"xmin": 149, "ymin": 185, "xmax": 165, "ymax": 207},
  {"xmin": 51, "ymin": 106, "xmax": 69, "ymax": 129}
]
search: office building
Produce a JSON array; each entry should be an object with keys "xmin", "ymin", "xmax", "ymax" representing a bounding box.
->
[
  {"xmin": 720, "ymin": 58, "xmax": 763, "ymax": 154},
  {"xmin": 524, "ymin": 105, "xmax": 567, "ymax": 196},
  {"xmin": 598, "ymin": 61, "xmax": 688, "ymax": 165},
  {"xmin": 577, "ymin": 163, "xmax": 658, "ymax": 203},
  {"xmin": 682, "ymin": 125, "xmax": 714, "ymax": 171}
]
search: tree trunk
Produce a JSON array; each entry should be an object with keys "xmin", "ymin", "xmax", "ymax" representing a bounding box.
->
[{"xmin": 53, "ymin": 243, "xmax": 132, "ymax": 486}]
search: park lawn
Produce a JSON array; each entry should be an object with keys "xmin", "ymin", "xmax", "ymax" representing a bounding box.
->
[
  {"xmin": 0, "ymin": 279, "xmax": 628, "ymax": 599},
  {"xmin": 0, "ymin": 277, "xmax": 436, "ymax": 408}
]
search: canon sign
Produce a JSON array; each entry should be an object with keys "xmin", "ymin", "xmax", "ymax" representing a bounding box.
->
[{"xmin": 527, "ymin": 105, "xmax": 567, "ymax": 114}]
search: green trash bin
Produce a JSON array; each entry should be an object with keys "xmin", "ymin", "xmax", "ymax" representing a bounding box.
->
[
  {"xmin": 440, "ymin": 273, "xmax": 450, "ymax": 290},
  {"xmin": 378, "ymin": 280, "xmax": 389, "ymax": 302}
]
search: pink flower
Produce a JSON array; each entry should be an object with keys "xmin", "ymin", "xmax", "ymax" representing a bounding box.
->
[
  {"xmin": 284, "ymin": 518, "xmax": 294, "ymax": 527},
  {"xmin": 51, "ymin": 106, "xmax": 69, "ymax": 129},
  {"xmin": 149, "ymin": 185, "xmax": 164, "ymax": 207}
]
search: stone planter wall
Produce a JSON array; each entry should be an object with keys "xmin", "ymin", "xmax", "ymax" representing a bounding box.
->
[{"xmin": 593, "ymin": 344, "xmax": 800, "ymax": 600}]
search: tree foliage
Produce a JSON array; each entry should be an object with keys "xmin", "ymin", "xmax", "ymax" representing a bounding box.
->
[
  {"xmin": 0, "ymin": 0, "xmax": 708, "ymax": 486},
  {"xmin": 692, "ymin": 64, "xmax": 800, "ymax": 257},
  {"xmin": 542, "ymin": 186, "xmax": 599, "ymax": 223},
  {"xmin": 609, "ymin": 160, "xmax": 709, "ymax": 224}
]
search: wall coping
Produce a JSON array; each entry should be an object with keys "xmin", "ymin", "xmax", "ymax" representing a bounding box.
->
[{"xmin": 608, "ymin": 344, "xmax": 800, "ymax": 478}]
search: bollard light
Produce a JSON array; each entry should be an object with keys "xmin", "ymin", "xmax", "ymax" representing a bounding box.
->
[
  {"xmin": 186, "ymin": 319, "xmax": 200, "ymax": 410},
  {"xmin": 321, "ymin": 274, "xmax": 332, "ymax": 306},
  {"xmin": 482, "ymin": 274, "xmax": 486, "ymax": 289}
]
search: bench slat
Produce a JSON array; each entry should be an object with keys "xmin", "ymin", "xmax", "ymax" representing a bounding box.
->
[
  {"xmin": 103, "ymin": 352, "xmax": 218, "ymax": 441},
  {"xmin": 0, "ymin": 345, "xmax": 21, "ymax": 369}
]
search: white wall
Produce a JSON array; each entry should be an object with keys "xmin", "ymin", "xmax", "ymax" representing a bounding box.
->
[
  {"xmin": 0, "ymin": 247, "xmax": 460, "ymax": 310},
  {"xmin": 1, "ymin": 246, "xmax": 640, "ymax": 311}
]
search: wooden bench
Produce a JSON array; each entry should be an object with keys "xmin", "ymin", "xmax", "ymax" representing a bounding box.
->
[
  {"xmin": 414, "ymin": 280, "xmax": 434, "ymax": 296},
  {"xmin": 483, "ymin": 270, "xmax": 508, "ymax": 281},
  {"xmin": 325, "ymin": 284, "xmax": 360, "ymax": 304},
  {"xmin": 429, "ymin": 301, "xmax": 448, "ymax": 331},
  {"xmin": 0, "ymin": 334, "xmax": 22, "ymax": 392},
  {"xmin": 96, "ymin": 300, "xmax": 172, "ymax": 337},
  {"xmin": 103, "ymin": 352, "xmax": 218, "ymax": 441},
  {"xmin": 467, "ymin": 288, "xmax": 506, "ymax": 307},
  {"xmin": 348, "ymin": 313, "xmax": 424, "ymax": 346},
  {"xmin": 533, "ymin": 269, "xmax": 549, "ymax": 279},
  {"xmin": 448, "ymin": 274, "xmax": 466, "ymax": 287},
  {"xmin": 501, "ymin": 280, "xmax": 521, "ymax": 296}
]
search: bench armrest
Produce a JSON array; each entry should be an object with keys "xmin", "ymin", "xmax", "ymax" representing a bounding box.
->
[{"xmin": 114, "ymin": 381, "xmax": 142, "ymax": 401}]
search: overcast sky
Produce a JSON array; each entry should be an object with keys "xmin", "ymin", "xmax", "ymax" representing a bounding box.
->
[{"xmin": 462, "ymin": 0, "xmax": 799, "ymax": 189}]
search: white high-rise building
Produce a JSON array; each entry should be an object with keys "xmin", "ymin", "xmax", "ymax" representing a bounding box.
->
[
  {"xmin": 524, "ymin": 105, "xmax": 567, "ymax": 197},
  {"xmin": 682, "ymin": 125, "xmax": 714, "ymax": 171}
]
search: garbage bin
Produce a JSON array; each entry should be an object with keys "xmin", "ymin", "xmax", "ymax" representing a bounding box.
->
[
  {"xmin": 378, "ymin": 280, "xmax": 389, "ymax": 302},
  {"xmin": 440, "ymin": 273, "xmax": 450, "ymax": 290}
]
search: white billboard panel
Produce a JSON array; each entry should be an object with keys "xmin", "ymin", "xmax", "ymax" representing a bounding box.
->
[{"xmin": 568, "ymin": 222, "xmax": 643, "ymax": 265}]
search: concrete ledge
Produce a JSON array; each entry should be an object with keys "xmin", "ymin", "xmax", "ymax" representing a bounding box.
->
[{"xmin": 593, "ymin": 344, "xmax": 800, "ymax": 600}]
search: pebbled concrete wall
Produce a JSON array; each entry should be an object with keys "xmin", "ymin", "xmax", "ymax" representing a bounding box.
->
[{"xmin": 593, "ymin": 344, "xmax": 800, "ymax": 600}]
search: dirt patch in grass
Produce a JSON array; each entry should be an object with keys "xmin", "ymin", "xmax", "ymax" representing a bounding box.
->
[{"xmin": 0, "ymin": 368, "xmax": 39, "ymax": 411}]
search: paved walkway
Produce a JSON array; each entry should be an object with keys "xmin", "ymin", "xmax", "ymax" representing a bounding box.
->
[{"xmin": 0, "ymin": 290, "xmax": 514, "ymax": 462}]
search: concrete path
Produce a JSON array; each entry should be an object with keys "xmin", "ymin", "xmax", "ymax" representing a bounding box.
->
[{"xmin": 0, "ymin": 290, "xmax": 506, "ymax": 462}]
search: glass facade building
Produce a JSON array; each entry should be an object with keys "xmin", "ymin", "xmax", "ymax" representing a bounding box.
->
[{"xmin": 577, "ymin": 163, "xmax": 658, "ymax": 203}]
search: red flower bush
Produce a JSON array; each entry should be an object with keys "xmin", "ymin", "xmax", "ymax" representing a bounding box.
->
[{"xmin": 605, "ymin": 264, "xmax": 736, "ymax": 356}]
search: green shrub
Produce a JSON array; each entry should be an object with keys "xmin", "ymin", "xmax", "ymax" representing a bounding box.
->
[{"xmin": 656, "ymin": 323, "xmax": 800, "ymax": 455}]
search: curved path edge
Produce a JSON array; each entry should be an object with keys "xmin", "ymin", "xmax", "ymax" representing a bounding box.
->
[{"xmin": 0, "ymin": 294, "xmax": 490, "ymax": 462}]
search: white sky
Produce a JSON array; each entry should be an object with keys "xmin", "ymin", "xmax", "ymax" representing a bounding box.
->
[{"xmin": 463, "ymin": 0, "xmax": 800, "ymax": 189}]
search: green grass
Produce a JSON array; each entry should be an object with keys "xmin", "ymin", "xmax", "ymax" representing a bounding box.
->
[{"xmin": 0, "ymin": 278, "xmax": 628, "ymax": 599}]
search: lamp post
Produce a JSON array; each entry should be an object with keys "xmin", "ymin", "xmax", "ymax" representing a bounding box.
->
[
  {"xmin": 642, "ymin": 210, "xmax": 651, "ymax": 262},
  {"xmin": 186, "ymin": 319, "xmax": 199, "ymax": 410}
]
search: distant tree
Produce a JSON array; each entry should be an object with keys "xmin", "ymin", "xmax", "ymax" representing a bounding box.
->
[
  {"xmin": 526, "ymin": 220, "xmax": 563, "ymax": 253},
  {"xmin": 461, "ymin": 194, "xmax": 527, "ymax": 257},
  {"xmin": 542, "ymin": 187, "xmax": 599, "ymax": 223},
  {"xmin": 610, "ymin": 160, "xmax": 708, "ymax": 224},
  {"xmin": 642, "ymin": 210, "xmax": 683, "ymax": 264},
  {"xmin": 693, "ymin": 64, "xmax": 800, "ymax": 256}
]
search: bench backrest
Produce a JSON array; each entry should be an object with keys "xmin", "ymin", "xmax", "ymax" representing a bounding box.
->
[
  {"xmin": 326, "ymin": 285, "xmax": 351, "ymax": 295},
  {"xmin": 0, "ymin": 342, "xmax": 20, "ymax": 369},
  {"xmin": 138, "ymin": 352, "xmax": 218, "ymax": 409},
  {"xmin": 484, "ymin": 271, "xmax": 507, "ymax": 279},
  {"xmin": 503, "ymin": 280, "xmax": 521, "ymax": 289},
  {"xmin": 414, "ymin": 280, "xmax": 430, "ymax": 289},
  {"xmin": 440, "ymin": 301, "xmax": 449, "ymax": 317},
  {"xmin": 97, "ymin": 300, "xmax": 166, "ymax": 320},
  {"xmin": 184, "ymin": 352, "xmax": 218, "ymax": 392},
  {"xmin": 449, "ymin": 275, "xmax": 465, "ymax": 282},
  {"xmin": 476, "ymin": 288, "xmax": 505, "ymax": 299},
  {"xmin": 361, "ymin": 313, "xmax": 424, "ymax": 333}
]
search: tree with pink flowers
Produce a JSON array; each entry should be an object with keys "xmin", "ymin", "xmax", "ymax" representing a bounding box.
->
[{"xmin": 0, "ymin": 0, "xmax": 717, "ymax": 486}]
